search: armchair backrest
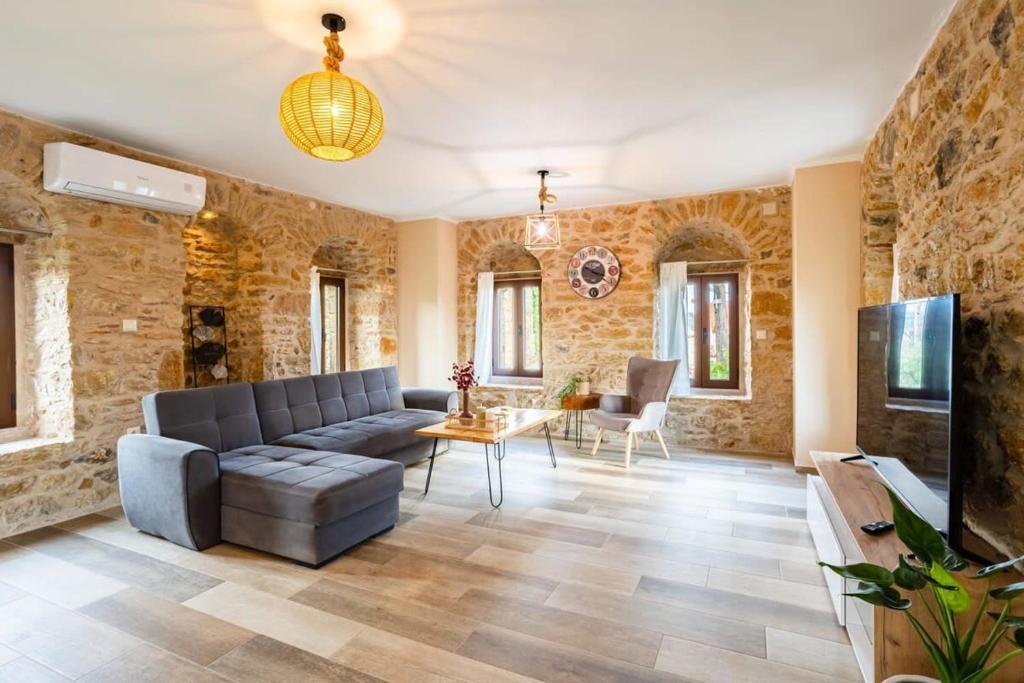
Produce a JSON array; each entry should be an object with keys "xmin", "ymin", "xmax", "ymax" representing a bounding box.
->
[{"xmin": 626, "ymin": 357, "xmax": 680, "ymax": 413}]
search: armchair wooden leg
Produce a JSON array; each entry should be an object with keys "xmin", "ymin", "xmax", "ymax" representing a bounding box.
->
[
  {"xmin": 655, "ymin": 430, "xmax": 671, "ymax": 460},
  {"xmin": 624, "ymin": 432, "xmax": 634, "ymax": 469},
  {"xmin": 590, "ymin": 428, "xmax": 604, "ymax": 456}
]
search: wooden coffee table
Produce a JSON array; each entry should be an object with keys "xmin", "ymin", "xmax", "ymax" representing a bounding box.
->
[{"xmin": 415, "ymin": 408, "xmax": 561, "ymax": 508}]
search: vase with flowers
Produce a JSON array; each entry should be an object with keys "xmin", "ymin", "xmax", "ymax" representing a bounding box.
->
[{"xmin": 448, "ymin": 360, "xmax": 478, "ymax": 418}]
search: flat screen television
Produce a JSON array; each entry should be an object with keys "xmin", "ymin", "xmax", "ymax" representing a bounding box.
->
[{"xmin": 856, "ymin": 293, "xmax": 963, "ymax": 551}]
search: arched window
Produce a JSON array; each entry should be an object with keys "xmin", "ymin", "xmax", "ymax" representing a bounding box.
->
[
  {"xmin": 655, "ymin": 220, "xmax": 749, "ymax": 394},
  {"xmin": 474, "ymin": 241, "xmax": 543, "ymax": 383}
]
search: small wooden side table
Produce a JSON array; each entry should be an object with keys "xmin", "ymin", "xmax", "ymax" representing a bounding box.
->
[{"xmin": 560, "ymin": 393, "xmax": 602, "ymax": 449}]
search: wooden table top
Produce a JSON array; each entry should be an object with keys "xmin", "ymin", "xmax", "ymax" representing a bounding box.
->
[
  {"xmin": 416, "ymin": 408, "xmax": 562, "ymax": 444},
  {"xmin": 560, "ymin": 393, "xmax": 602, "ymax": 410}
]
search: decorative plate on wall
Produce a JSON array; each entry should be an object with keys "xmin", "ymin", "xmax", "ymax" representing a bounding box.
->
[{"xmin": 567, "ymin": 245, "xmax": 620, "ymax": 299}]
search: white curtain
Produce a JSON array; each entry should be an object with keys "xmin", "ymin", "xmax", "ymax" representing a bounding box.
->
[
  {"xmin": 310, "ymin": 267, "xmax": 322, "ymax": 375},
  {"xmin": 657, "ymin": 261, "xmax": 691, "ymax": 395},
  {"xmin": 473, "ymin": 272, "xmax": 495, "ymax": 385}
]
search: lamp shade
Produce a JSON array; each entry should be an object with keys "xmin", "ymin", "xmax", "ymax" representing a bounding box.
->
[
  {"xmin": 525, "ymin": 213, "xmax": 560, "ymax": 250},
  {"xmin": 279, "ymin": 70, "xmax": 384, "ymax": 161}
]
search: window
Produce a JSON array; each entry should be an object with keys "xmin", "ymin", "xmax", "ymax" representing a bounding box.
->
[
  {"xmin": 492, "ymin": 278, "xmax": 542, "ymax": 378},
  {"xmin": 0, "ymin": 244, "xmax": 14, "ymax": 428},
  {"xmin": 320, "ymin": 276, "xmax": 346, "ymax": 374},
  {"xmin": 686, "ymin": 273, "xmax": 739, "ymax": 389}
]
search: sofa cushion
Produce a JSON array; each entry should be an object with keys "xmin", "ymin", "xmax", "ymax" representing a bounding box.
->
[
  {"xmin": 142, "ymin": 383, "xmax": 262, "ymax": 453},
  {"xmin": 271, "ymin": 426, "xmax": 370, "ymax": 454},
  {"xmin": 253, "ymin": 377, "xmax": 325, "ymax": 444},
  {"xmin": 340, "ymin": 409, "xmax": 446, "ymax": 457},
  {"xmin": 218, "ymin": 445, "xmax": 403, "ymax": 525}
]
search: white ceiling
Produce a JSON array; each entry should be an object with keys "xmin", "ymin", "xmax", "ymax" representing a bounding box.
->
[{"xmin": 0, "ymin": 0, "xmax": 954, "ymax": 221}]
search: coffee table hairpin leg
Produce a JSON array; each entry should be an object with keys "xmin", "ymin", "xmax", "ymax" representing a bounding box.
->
[
  {"xmin": 484, "ymin": 440, "xmax": 506, "ymax": 508},
  {"xmin": 423, "ymin": 437, "xmax": 439, "ymax": 494},
  {"xmin": 543, "ymin": 423, "xmax": 557, "ymax": 468}
]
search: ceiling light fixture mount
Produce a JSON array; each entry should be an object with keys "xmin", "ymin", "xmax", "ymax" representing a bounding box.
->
[
  {"xmin": 525, "ymin": 170, "xmax": 561, "ymax": 251},
  {"xmin": 278, "ymin": 13, "xmax": 384, "ymax": 162}
]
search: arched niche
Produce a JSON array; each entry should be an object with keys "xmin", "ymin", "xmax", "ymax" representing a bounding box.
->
[
  {"xmin": 312, "ymin": 236, "xmax": 391, "ymax": 371},
  {"xmin": 476, "ymin": 239, "xmax": 541, "ymax": 274},
  {"xmin": 654, "ymin": 217, "xmax": 753, "ymax": 394},
  {"xmin": 182, "ymin": 213, "xmax": 244, "ymax": 387}
]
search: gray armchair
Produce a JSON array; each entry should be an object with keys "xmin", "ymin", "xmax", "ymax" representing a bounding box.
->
[{"xmin": 589, "ymin": 357, "xmax": 680, "ymax": 468}]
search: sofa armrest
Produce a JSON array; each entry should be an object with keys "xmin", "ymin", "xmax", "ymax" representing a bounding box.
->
[
  {"xmin": 402, "ymin": 387, "xmax": 458, "ymax": 413},
  {"xmin": 117, "ymin": 434, "xmax": 221, "ymax": 551},
  {"xmin": 598, "ymin": 393, "xmax": 631, "ymax": 413}
]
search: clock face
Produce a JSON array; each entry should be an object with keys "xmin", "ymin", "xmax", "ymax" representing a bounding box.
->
[{"xmin": 567, "ymin": 245, "xmax": 620, "ymax": 299}]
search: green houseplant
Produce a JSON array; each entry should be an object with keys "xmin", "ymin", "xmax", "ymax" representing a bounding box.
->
[
  {"xmin": 821, "ymin": 488, "xmax": 1024, "ymax": 683},
  {"xmin": 556, "ymin": 374, "xmax": 583, "ymax": 401}
]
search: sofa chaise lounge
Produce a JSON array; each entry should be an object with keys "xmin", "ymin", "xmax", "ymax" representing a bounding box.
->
[{"xmin": 117, "ymin": 366, "xmax": 455, "ymax": 567}]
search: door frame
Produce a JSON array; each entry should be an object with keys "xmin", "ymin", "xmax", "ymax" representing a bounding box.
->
[{"xmin": 319, "ymin": 275, "xmax": 347, "ymax": 373}]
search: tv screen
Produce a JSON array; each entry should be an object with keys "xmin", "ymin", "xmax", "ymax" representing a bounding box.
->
[{"xmin": 856, "ymin": 294, "xmax": 961, "ymax": 549}]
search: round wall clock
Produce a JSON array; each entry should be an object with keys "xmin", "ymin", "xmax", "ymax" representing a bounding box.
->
[{"xmin": 567, "ymin": 245, "xmax": 621, "ymax": 299}]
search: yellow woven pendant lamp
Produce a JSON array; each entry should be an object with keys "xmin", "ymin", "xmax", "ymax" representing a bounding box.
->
[{"xmin": 279, "ymin": 14, "xmax": 384, "ymax": 161}]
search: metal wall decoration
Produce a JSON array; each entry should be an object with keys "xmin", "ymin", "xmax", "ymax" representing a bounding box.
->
[{"xmin": 188, "ymin": 305, "xmax": 229, "ymax": 387}]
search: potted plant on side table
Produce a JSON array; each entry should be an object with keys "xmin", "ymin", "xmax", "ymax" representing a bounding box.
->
[{"xmin": 821, "ymin": 488, "xmax": 1024, "ymax": 683}]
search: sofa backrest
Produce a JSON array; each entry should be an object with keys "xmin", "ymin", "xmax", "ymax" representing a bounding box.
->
[
  {"xmin": 252, "ymin": 366, "xmax": 404, "ymax": 443},
  {"xmin": 142, "ymin": 383, "xmax": 263, "ymax": 453}
]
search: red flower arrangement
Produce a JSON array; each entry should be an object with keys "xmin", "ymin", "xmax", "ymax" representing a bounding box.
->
[
  {"xmin": 449, "ymin": 360, "xmax": 478, "ymax": 417},
  {"xmin": 448, "ymin": 360, "xmax": 478, "ymax": 391}
]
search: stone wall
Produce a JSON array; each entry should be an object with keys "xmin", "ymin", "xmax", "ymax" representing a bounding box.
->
[
  {"xmin": 457, "ymin": 188, "xmax": 794, "ymax": 457},
  {"xmin": 0, "ymin": 108, "xmax": 395, "ymax": 536},
  {"xmin": 861, "ymin": 0, "xmax": 1024, "ymax": 557}
]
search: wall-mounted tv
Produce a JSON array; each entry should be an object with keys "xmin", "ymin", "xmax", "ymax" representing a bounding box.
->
[{"xmin": 856, "ymin": 293, "xmax": 962, "ymax": 551}]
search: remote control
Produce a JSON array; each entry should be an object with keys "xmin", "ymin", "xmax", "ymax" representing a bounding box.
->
[{"xmin": 861, "ymin": 520, "xmax": 895, "ymax": 535}]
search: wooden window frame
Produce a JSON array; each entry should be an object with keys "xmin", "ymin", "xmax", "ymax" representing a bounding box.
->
[
  {"xmin": 689, "ymin": 272, "xmax": 740, "ymax": 390},
  {"xmin": 491, "ymin": 278, "xmax": 543, "ymax": 379},
  {"xmin": 0, "ymin": 244, "xmax": 15, "ymax": 428},
  {"xmin": 319, "ymin": 275, "xmax": 347, "ymax": 374}
]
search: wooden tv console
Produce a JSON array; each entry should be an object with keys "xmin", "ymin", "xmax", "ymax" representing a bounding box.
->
[{"xmin": 808, "ymin": 451, "xmax": 1024, "ymax": 683}]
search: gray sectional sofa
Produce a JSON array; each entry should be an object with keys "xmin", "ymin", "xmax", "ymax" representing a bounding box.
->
[{"xmin": 117, "ymin": 366, "xmax": 455, "ymax": 567}]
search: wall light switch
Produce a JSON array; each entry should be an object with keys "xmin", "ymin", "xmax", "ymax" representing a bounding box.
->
[
  {"xmin": 122, "ymin": 319, "xmax": 138, "ymax": 333},
  {"xmin": 755, "ymin": 329, "xmax": 768, "ymax": 340},
  {"xmin": 761, "ymin": 202, "xmax": 777, "ymax": 217}
]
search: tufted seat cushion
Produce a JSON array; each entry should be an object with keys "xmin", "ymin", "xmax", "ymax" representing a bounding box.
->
[
  {"xmin": 271, "ymin": 409, "xmax": 446, "ymax": 458},
  {"xmin": 218, "ymin": 445, "xmax": 404, "ymax": 525}
]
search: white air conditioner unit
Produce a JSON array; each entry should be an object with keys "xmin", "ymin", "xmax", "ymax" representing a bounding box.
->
[{"xmin": 43, "ymin": 142, "xmax": 206, "ymax": 215}]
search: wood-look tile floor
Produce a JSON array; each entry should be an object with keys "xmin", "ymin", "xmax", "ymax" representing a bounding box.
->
[{"xmin": 0, "ymin": 435, "xmax": 862, "ymax": 682}]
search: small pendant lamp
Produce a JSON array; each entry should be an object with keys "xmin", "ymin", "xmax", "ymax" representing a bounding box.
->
[
  {"xmin": 279, "ymin": 14, "xmax": 384, "ymax": 161},
  {"xmin": 525, "ymin": 170, "xmax": 560, "ymax": 250}
]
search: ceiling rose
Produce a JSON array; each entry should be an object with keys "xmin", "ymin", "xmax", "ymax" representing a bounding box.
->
[
  {"xmin": 278, "ymin": 13, "xmax": 385, "ymax": 161},
  {"xmin": 259, "ymin": 0, "xmax": 405, "ymax": 59}
]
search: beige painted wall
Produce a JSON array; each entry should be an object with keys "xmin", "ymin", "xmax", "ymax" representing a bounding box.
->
[
  {"xmin": 397, "ymin": 218, "xmax": 458, "ymax": 389},
  {"xmin": 792, "ymin": 161, "xmax": 862, "ymax": 467}
]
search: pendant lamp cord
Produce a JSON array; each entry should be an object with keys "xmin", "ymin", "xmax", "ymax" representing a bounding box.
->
[
  {"xmin": 538, "ymin": 172, "xmax": 548, "ymax": 213},
  {"xmin": 323, "ymin": 32, "xmax": 345, "ymax": 72}
]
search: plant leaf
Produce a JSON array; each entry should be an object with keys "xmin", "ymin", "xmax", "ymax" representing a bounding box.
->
[
  {"xmin": 941, "ymin": 545, "xmax": 968, "ymax": 572},
  {"xmin": 990, "ymin": 581, "xmax": 1024, "ymax": 600},
  {"xmin": 929, "ymin": 562, "xmax": 970, "ymax": 613},
  {"xmin": 987, "ymin": 613, "xmax": 1024, "ymax": 628},
  {"xmin": 819, "ymin": 562, "xmax": 894, "ymax": 586},
  {"xmin": 894, "ymin": 554, "xmax": 929, "ymax": 590},
  {"xmin": 845, "ymin": 582, "xmax": 911, "ymax": 610},
  {"xmin": 977, "ymin": 554, "xmax": 1024, "ymax": 578},
  {"xmin": 886, "ymin": 488, "xmax": 947, "ymax": 566}
]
